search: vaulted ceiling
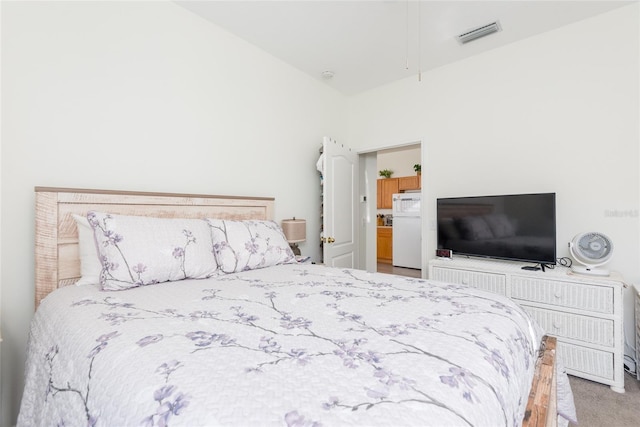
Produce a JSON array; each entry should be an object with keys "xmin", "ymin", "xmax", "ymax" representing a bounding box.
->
[{"xmin": 176, "ymin": 1, "xmax": 634, "ymax": 95}]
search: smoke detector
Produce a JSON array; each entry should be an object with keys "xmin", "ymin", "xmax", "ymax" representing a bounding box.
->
[
  {"xmin": 321, "ymin": 70, "xmax": 335, "ymax": 80},
  {"xmin": 457, "ymin": 21, "xmax": 501, "ymax": 44}
]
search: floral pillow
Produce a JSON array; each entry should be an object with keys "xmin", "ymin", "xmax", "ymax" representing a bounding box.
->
[
  {"xmin": 88, "ymin": 212, "xmax": 218, "ymax": 290},
  {"xmin": 205, "ymin": 219, "xmax": 296, "ymax": 273}
]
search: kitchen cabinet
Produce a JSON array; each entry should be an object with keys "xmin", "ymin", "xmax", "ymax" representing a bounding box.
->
[
  {"xmin": 398, "ymin": 175, "xmax": 421, "ymax": 191},
  {"xmin": 377, "ymin": 178, "xmax": 399, "ymax": 209},
  {"xmin": 376, "ymin": 227, "xmax": 393, "ymax": 264}
]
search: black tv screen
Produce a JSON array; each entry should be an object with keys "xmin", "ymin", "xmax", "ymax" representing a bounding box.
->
[{"xmin": 437, "ymin": 193, "xmax": 556, "ymax": 265}]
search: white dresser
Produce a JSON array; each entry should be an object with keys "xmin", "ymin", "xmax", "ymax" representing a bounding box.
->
[
  {"xmin": 636, "ymin": 284, "xmax": 640, "ymax": 381},
  {"xmin": 429, "ymin": 257, "xmax": 626, "ymax": 392}
]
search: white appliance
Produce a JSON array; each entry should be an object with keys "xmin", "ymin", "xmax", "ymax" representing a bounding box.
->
[
  {"xmin": 392, "ymin": 193, "xmax": 421, "ymax": 269},
  {"xmin": 569, "ymin": 232, "xmax": 613, "ymax": 276}
]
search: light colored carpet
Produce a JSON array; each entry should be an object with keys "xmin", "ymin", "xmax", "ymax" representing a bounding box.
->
[{"xmin": 569, "ymin": 372, "xmax": 640, "ymax": 426}]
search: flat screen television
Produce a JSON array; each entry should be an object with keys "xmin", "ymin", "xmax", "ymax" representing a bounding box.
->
[{"xmin": 437, "ymin": 193, "xmax": 556, "ymax": 265}]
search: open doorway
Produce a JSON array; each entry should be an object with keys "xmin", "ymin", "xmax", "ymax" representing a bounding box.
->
[{"xmin": 358, "ymin": 142, "xmax": 423, "ymax": 278}]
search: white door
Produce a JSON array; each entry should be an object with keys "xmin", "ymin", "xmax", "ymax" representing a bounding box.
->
[{"xmin": 322, "ymin": 136, "xmax": 358, "ymax": 268}]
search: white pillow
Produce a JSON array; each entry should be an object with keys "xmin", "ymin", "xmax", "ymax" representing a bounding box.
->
[
  {"xmin": 88, "ymin": 212, "xmax": 219, "ymax": 291},
  {"xmin": 72, "ymin": 214, "xmax": 102, "ymax": 286},
  {"xmin": 205, "ymin": 219, "xmax": 296, "ymax": 273}
]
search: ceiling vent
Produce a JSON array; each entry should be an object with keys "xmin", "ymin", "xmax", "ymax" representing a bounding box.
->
[{"xmin": 457, "ymin": 21, "xmax": 501, "ymax": 44}]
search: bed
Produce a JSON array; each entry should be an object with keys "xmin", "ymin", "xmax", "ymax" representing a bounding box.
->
[{"xmin": 18, "ymin": 187, "xmax": 569, "ymax": 426}]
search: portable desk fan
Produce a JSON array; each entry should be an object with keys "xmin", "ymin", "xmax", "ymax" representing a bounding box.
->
[{"xmin": 569, "ymin": 232, "xmax": 613, "ymax": 276}]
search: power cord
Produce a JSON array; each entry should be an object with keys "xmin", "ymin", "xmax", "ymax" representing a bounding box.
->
[
  {"xmin": 521, "ymin": 258, "xmax": 572, "ymax": 272},
  {"xmin": 557, "ymin": 257, "xmax": 572, "ymax": 268}
]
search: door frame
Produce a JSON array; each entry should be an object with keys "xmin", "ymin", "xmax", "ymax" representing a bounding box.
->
[{"xmin": 357, "ymin": 138, "xmax": 427, "ymax": 278}]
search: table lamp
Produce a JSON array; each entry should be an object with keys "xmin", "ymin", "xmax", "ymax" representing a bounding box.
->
[{"xmin": 281, "ymin": 218, "xmax": 306, "ymax": 256}]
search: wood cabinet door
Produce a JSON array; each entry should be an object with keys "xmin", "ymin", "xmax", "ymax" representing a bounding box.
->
[
  {"xmin": 380, "ymin": 178, "xmax": 399, "ymax": 209},
  {"xmin": 376, "ymin": 180, "xmax": 383, "ymax": 209},
  {"xmin": 398, "ymin": 175, "xmax": 420, "ymax": 191},
  {"xmin": 377, "ymin": 227, "xmax": 393, "ymax": 263}
]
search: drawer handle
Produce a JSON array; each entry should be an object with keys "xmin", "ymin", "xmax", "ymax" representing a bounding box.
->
[
  {"xmin": 554, "ymin": 292, "xmax": 562, "ymax": 299},
  {"xmin": 552, "ymin": 322, "xmax": 561, "ymax": 330}
]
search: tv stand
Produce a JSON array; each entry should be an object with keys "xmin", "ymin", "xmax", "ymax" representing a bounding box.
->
[{"xmin": 429, "ymin": 257, "xmax": 626, "ymax": 392}]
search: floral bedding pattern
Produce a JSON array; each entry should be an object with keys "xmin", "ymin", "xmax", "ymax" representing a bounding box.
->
[{"xmin": 19, "ymin": 264, "xmax": 545, "ymax": 427}]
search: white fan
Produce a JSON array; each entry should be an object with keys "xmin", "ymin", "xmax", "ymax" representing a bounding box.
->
[{"xmin": 568, "ymin": 232, "xmax": 613, "ymax": 276}]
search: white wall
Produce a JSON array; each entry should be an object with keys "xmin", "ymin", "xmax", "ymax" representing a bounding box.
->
[
  {"xmin": 376, "ymin": 145, "xmax": 421, "ymax": 179},
  {"xmin": 0, "ymin": 1, "xmax": 346, "ymax": 424},
  {"xmin": 348, "ymin": 4, "xmax": 639, "ymax": 354}
]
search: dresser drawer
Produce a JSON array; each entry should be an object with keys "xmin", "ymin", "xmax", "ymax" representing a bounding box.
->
[
  {"xmin": 511, "ymin": 276, "xmax": 614, "ymax": 314},
  {"xmin": 557, "ymin": 341, "xmax": 614, "ymax": 381},
  {"xmin": 521, "ymin": 305, "xmax": 614, "ymax": 347},
  {"xmin": 430, "ymin": 267, "xmax": 506, "ymax": 295}
]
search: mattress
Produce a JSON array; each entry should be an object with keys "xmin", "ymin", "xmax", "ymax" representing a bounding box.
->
[{"xmin": 19, "ymin": 264, "xmax": 546, "ymax": 426}]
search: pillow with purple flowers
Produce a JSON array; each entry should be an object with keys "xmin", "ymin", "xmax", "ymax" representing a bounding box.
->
[
  {"xmin": 205, "ymin": 219, "xmax": 296, "ymax": 273},
  {"xmin": 88, "ymin": 212, "xmax": 218, "ymax": 290}
]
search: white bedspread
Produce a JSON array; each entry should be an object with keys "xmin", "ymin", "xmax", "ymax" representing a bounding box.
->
[{"xmin": 19, "ymin": 264, "xmax": 560, "ymax": 426}]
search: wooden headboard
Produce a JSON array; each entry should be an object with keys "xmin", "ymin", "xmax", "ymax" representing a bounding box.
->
[{"xmin": 35, "ymin": 187, "xmax": 275, "ymax": 307}]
